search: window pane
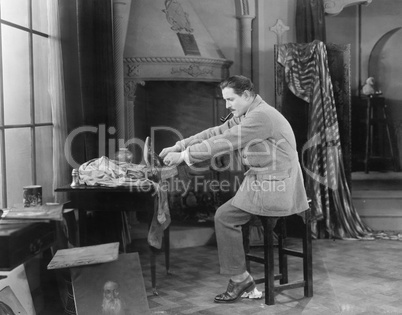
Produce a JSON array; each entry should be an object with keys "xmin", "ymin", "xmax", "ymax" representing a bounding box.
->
[
  {"xmin": 33, "ymin": 34, "xmax": 51, "ymax": 123},
  {"xmin": 35, "ymin": 126, "xmax": 53, "ymax": 203},
  {"xmin": 5, "ymin": 128, "xmax": 32, "ymax": 207},
  {"xmin": 32, "ymin": 0, "xmax": 48, "ymax": 34},
  {"xmin": 0, "ymin": 0, "xmax": 29, "ymax": 28},
  {"xmin": 2, "ymin": 25, "xmax": 31, "ymax": 125},
  {"xmin": 0, "ymin": 130, "xmax": 3, "ymax": 207}
]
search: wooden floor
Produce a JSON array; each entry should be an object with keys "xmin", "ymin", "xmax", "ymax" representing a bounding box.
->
[
  {"xmin": 142, "ymin": 239, "xmax": 402, "ymax": 315},
  {"xmin": 351, "ymin": 171, "xmax": 402, "ymax": 232},
  {"xmin": 39, "ymin": 235, "xmax": 402, "ymax": 314},
  {"xmin": 39, "ymin": 171, "xmax": 402, "ymax": 314}
]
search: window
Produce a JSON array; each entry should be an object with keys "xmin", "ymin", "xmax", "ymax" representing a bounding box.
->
[{"xmin": 0, "ymin": 0, "xmax": 52, "ymax": 208}]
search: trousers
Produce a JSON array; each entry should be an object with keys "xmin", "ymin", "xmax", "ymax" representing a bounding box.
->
[
  {"xmin": 215, "ymin": 198, "xmax": 280, "ymax": 275},
  {"xmin": 214, "ymin": 198, "xmax": 253, "ymax": 275}
]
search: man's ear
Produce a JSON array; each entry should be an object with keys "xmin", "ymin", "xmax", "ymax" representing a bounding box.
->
[{"xmin": 243, "ymin": 90, "xmax": 251, "ymax": 99}]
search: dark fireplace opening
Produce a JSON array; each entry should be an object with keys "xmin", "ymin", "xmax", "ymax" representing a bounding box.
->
[
  {"xmin": 134, "ymin": 80, "xmax": 225, "ymax": 153},
  {"xmin": 133, "ymin": 80, "xmax": 237, "ymax": 223}
]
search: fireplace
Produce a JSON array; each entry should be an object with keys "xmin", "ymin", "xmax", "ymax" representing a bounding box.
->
[
  {"xmin": 121, "ymin": 0, "xmax": 232, "ymax": 139},
  {"xmin": 118, "ymin": 0, "xmax": 235, "ymax": 221}
]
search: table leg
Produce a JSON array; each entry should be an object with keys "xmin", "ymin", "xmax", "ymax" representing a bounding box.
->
[
  {"xmin": 164, "ymin": 226, "xmax": 170, "ymax": 275},
  {"xmin": 150, "ymin": 245, "xmax": 158, "ymax": 295},
  {"xmin": 148, "ymin": 193, "xmax": 171, "ymax": 294},
  {"xmin": 77, "ymin": 209, "xmax": 87, "ymax": 246},
  {"xmin": 148, "ymin": 195, "xmax": 159, "ymax": 295}
]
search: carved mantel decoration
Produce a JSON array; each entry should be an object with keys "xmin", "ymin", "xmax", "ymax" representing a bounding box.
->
[
  {"xmin": 162, "ymin": 0, "xmax": 193, "ymax": 33},
  {"xmin": 324, "ymin": 0, "xmax": 372, "ymax": 16},
  {"xmin": 124, "ymin": 79, "xmax": 145, "ymax": 101},
  {"xmin": 171, "ymin": 64, "xmax": 213, "ymax": 77}
]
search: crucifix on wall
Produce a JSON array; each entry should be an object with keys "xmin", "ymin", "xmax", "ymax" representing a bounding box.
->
[{"xmin": 270, "ymin": 19, "xmax": 290, "ymax": 45}]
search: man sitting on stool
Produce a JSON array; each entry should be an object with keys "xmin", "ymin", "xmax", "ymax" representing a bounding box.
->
[{"xmin": 160, "ymin": 75, "xmax": 308, "ymax": 303}]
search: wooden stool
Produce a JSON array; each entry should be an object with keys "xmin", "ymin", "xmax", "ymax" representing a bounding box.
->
[{"xmin": 243, "ymin": 209, "xmax": 313, "ymax": 305}]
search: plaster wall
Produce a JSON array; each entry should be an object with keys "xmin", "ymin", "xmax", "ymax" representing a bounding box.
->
[
  {"xmin": 192, "ymin": 0, "xmax": 402, "ymax": 109},
  {"xmin": 189, "ymin": 0, "xmax": 240, "ymax": 76},
  {"xmin": 360, "ymin": 1, "xmax": 402, "ymax": 83},
  {"xmin": 362, "ymin": 0, "xmax": 402, "ymax": 165},
  {"xmin": 325, "ymin": 6, "xmax": 359, "ymax": 95},
  {"xmin": 124, "ymin": 0, "xmax": 402, "ymax": 135},
  {"xmin": 325, "ymin": 1, "xmax": 402, "ymax": 93},
  {"xmin": 253, "ymin": 0, "xmax": 296, "ymax": 104},
  {"xmin": 189, "ymin": 0, "xmax": 296, "ymax": 105},
  {"xmin": 326, "ymin": 0, "xmax": 402, "ymax": 165}
]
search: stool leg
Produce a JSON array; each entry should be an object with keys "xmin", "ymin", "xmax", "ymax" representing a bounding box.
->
[
  {"xmin": 277, "ymin": 218, "xmax": 288, "ymax": 284},
  {"xmin": 303, "ymin": 210, "xmax": 313, "ymax": 297},
  {"xmin": 242, "ymin": 222, "xmax": 251, "ymax": 272},
  {"xmin": 263, "ymin": 218, "xmax": 276, "ymax": 305}
]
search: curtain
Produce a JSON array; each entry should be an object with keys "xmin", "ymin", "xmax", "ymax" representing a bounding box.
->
[
  {"xmin": 62, "ymin": 0, "xmax": 115, "ymax": 163},
  {"xmin": 48, "ymin": 0, "xmax": 69, "ymax": 203},
  {"xmin": 296, "ymin": 0, "xmax": 326, "ymax": 43},
  {"xmin": 277, "ymin": 40, "xmax": 371, "ymax": 239}
]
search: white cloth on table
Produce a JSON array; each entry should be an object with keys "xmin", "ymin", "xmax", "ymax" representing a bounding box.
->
[{"xmin": 78, "ymin": 156, "xmax": 170, "ymax": 249}]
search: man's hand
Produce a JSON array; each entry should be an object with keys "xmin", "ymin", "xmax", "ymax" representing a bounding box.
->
[
  {"xmin": 163, "ymin": 152, "xmax": 183, "ymax": 166},
  {"xmin": 159, "ymin": 144, "xmax": 181, "ymax": 159}
]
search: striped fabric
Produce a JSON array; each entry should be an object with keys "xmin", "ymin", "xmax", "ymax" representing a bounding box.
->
[{"xmin": 277, "ymin": 40, "xmax": 371, "ymax": 239}]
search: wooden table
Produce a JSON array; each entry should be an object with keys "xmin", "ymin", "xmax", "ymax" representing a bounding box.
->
[
  {"xmin": 0, "ymin": 221, "xmax": 57, "ymax": 271},
  {"xmin": 55, "ymin": 184, "xmax": 169, "ymax": 294}
]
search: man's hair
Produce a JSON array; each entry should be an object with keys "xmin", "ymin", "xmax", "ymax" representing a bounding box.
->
[
  {"xmin": 219, "ymin": 75, "xmax": 255, "ymax": 96},
  {"xmin": 104, "ymin": 280, "xmax": 119, "ymax": 291}
]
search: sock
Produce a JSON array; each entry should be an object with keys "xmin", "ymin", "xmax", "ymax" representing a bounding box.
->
[{"xmin": 231, "ymin": 271, "xmax": 250, "ymax": 283}]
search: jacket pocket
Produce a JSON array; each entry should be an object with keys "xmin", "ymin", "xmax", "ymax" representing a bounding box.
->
[{"xmin": 251, "ymin": 173, "xmax": 291, "ymax": 211}]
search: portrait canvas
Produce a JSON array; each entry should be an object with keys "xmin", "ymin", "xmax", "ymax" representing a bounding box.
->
[
  {"xmin": 0, "ymin": 264, "xmax": 34, "ymax": 315},
  {"xmin": 0, "ymin": 286, "xmax": 28, "ymax": 315},
  {"xmin": 71, "ymin": 252, "xmax": 150, "ymax": 315}
]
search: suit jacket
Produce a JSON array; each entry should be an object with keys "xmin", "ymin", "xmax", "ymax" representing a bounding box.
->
[{"xmin": 176, "ymin": 95, "xmax": 308, "ymax": 217}]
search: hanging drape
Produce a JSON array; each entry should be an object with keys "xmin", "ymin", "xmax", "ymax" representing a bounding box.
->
[
  {"xmin": 296, "ymin": 0, "xmax": 326, "ymax": 43},
  {"xmin": 58, "ymin": 0, "xmax": 115, "ymax": 167},
  {"xmin": 277, "ymin": 40, "xmax": 371, "ymax": 239},
  {"xmin": 49, "ymin": 0, "xmax": 69, "ymax": 203}
]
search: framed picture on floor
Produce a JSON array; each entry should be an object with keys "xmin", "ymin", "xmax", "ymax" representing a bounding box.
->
[
  {"xmin": 0, "ymin": 286, "xmax": 28, "ymax": 315},
  {"xmin": 70, "ymin": 252, "xmax": 150, "ymax": 315}
]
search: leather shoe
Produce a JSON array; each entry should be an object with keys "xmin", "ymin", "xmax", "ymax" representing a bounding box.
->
[{"xmin": 214, "ymin": 275, "xmax": 255, "ymax": 303}]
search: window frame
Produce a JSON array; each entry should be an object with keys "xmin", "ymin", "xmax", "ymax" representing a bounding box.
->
[{"xmin": 0, "ymin": 0, "xmax": 51, "ymax": 208}]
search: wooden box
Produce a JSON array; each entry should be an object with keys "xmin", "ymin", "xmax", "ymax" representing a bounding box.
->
[{"xmin": 0, "ymin": 222, "xmax": 56, "ymax": 271}]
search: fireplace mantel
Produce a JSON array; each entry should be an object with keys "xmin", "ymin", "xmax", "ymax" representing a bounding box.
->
[{"xmin": 124, "ymin": 56, "xmax": 232, "ymax": 83}]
